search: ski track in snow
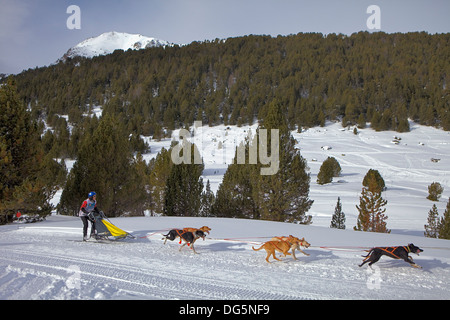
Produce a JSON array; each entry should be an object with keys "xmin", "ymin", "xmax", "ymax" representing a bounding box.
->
[{"xmin": 1, "ymin": 217, "xmax": 449, "ymax": 300}]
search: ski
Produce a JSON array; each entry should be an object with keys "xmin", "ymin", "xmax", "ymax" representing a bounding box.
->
[{"xmin": 67, "ymin": 239, "xmax": 117, "ymax": 244}]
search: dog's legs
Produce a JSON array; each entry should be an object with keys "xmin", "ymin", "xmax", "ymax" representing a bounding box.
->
[
  {"xmin": 291, "ymin": 250, "xmax": 298, "ymax": 261},
  {"xmin": 405, "ymin": 256, "xmax": 422, "ymax": 268},
  {"xmin": 368, "ymin": 254, "xmax": 381, "ymax": 267},
  {"xmin": 265, "ymin": 251, "xmax": 280, "ymax": 263},
  {"xmin": 359, "ymin": 249, "xmax": 379, "ymax": 267},
  {"xmin": 191, "ymin": 239, "xmax": 200, "ymax": 254},
  {"xmin": 179, "ymin": 241, "xmax": 187, "ymax": 251},
  {"xmin": 280, "ymin": 250, "xmax": 291, "ymax": 257},
  {"xmin": 298, "ymin": 249, "xmax": 310, "ymax": 256},
  {"xmin": 272, "ymin": 251, "xmax": 281, "ymax": 262},
  {"xmin": 359, "ymin": 254, "xmax": 375, "ymax": 267}
]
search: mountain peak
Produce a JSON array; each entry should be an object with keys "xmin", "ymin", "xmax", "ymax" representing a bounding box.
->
[{"xmin": 60, "ymin": 31, "xmax": 170, "ymax": 61}]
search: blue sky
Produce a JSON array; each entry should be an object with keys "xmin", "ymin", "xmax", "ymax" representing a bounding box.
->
[{"xmin": 1, "ymin": 0, "xmax": 449, "ymax": 74}]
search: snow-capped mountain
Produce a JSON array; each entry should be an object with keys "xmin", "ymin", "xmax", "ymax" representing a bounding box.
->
[{"xmin": 60, "ymin": 31, "xmax": 170, "ymax": 61}]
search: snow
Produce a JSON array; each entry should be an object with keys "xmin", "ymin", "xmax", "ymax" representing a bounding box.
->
[
  {"xmin": 1, "ymin": 215, "xmax": 449, "ymax": 300},
  {"xmin": 1, "ymin": 120, "xmax": 450, "ymax": 300},
  {"xmin": 60, "ymin": 31, "xmax": 170, "ymax": 61},
  {"xmin": 142, "ymin": 120, "xmax": 450, "ymax": 234}
]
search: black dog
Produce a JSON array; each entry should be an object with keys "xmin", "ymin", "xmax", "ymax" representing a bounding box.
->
[
  {"xmin": 359, "ymin": 243, "xmax": 423, "ymax": 268},
  {"xmin": 162, "ymin": 229, "xmax": 206, "ymax": 254}
]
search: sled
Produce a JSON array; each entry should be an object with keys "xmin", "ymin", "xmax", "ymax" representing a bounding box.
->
[{"xmin": 90, "ymin": 211, "xmax": 135, "ymax": 241}]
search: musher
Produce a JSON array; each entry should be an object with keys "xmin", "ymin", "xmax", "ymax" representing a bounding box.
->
[{"xmin": 79, "ymin": 191, "xmax": 99, "ymax": 241}]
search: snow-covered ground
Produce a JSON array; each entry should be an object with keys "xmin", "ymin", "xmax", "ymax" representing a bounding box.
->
[
  {"xmin": 1, "ymin": 215, "xmax": 449, "ymax": 300},
  {"xmin": 1, "ymin": 120, "xmax": 449, "ymax": 300}
]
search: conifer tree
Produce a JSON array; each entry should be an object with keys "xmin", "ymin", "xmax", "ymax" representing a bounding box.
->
[
  {"xmin": 212, "ymin": 140, "xmax": 259, "ymax": 219},
  {"xmin": 363, "ymin": 169, "xmax": 385, "ymax": 193},
  {"xmin": 200, "ymin": 180, "xmax": 215, "ymax": 217},
  {"xmin": 424, "ymin": 204, "xmax": 440, "ymax": 238},
  {"xmin": 355, "ymin": 170, "xmax": 389, "ymax": 233},
  {"xmin": 427, "ymin": 182, "xmax": 443, "ymax": 201},
  {"xmin": 163, "ymin": 141, "xmax": 204, "ymax": 216},
  {"xmin": 254, "ymin": 100, "xmax": 313, "ymax": 223},
  {"xmin": 59, "ymin": 113, "xmax": 141, "ymax": 216},
  {"xmin": 317, "ymin": 157, "xmax": 341, "ymax": 185},
  {"xmin": 330, "ymin": 197, "xmax": 346, "ymax": 229},
  {"xmin": 0, "ymin": 78, "xmax": 59, "ymax": 224},
  {"xmin": 147, "ymin": 147, "xmax": 173, "ymax": 215},
  {"xmin": 354, "ymin": 186, "xmax": 389, "ymax": 233},
  {"xmin": 122, "ymin": 153, "xmax": 150, "ymax": 216},
  {"xmin": 438, "ymin": 198, "xmax": 450, "ymax": 240}
]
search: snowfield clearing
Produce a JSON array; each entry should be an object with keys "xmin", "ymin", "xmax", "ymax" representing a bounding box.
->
[
  {"xmin": 0, "ymin": 216, "xmax": 449, "ymax": 300},
  {"xmin": 1, "ymin": 121, "xmax": 449, "ymax": 300},
  {"xmin": 143, "ymin": 120, "xmax": 450, "ymax": 233}
]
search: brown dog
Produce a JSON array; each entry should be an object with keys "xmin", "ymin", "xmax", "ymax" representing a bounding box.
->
[
  {"xmin": 183, "ymin": 226, "xmax": 211, "ymax": 235},
  {"xmin": 271, "ymin": 235, "xmax": 311, "ymax": 258},
  {"xmin": 253, "ymin": 236, "xmax": 310, "ymax": 263}
]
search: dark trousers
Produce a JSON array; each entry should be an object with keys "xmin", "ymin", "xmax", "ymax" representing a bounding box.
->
[{"xmin": 80, "ymin": 216, "xmax": 96, "ymax": 238}]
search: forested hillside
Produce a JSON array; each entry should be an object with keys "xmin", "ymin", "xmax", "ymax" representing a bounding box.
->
[
  {"xmin": 1, "ymin": 31, "xmax": 448, "ymax": 222},
  {"xmin": 11, "ymin": 31, "xmax": 449, "ymax": 147}
]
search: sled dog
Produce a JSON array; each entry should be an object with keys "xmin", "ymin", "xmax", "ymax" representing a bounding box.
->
[{"xmin": 359, "ymin": 243, "xmax": 423, "ymax": 268}]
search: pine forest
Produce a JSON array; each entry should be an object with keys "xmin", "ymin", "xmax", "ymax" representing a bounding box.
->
[{"xmin": 1, "ymin": 31, "xmax": 449, "ymax": 231}]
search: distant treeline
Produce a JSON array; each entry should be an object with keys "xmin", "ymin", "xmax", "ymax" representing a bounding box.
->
[{"xmin": 11, "ymin": 31, "xmax": 450, "ymax": 144}]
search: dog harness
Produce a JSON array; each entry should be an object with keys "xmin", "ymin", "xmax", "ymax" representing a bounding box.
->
[
  {"xmin": 176, "ymin": 229, "xmax": 191, "ymax": 246},
  {"xmin": 378, "ymin": 246, "xmax": 410, "ymax": 259},
  {"xmin": 271, "ymin": 239, "xmax": 292, "ymax": 252}
]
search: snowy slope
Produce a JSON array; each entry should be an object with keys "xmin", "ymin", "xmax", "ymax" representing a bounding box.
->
[
  {"xmin": 141, "ymin": 120, "xmax": 450, "ymax": 234},
  {"xmin": 0, "ymin": 215, "xmax": 449, "ymax": 300},
  {"xmin": 60, "ymin": 31, "xmax": 169, "ymax": 61}
]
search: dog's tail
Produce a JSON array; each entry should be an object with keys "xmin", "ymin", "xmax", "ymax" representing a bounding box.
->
[
  {"xmin": 162, "ymin": 232, "xmax": 174, "ymax": 243},
  {"xmin": 162, "ymin": 232, "xmax": 171, "ymax": 239},
  {"xmin": 361, "ymin": 248, "xmax": 374, "ymax": 258},
  {"xmin": 252, "ymin": 244, "xmax": 265, "ymax": 251}
]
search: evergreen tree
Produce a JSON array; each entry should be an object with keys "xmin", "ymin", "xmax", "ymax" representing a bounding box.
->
[
  {"xmin": 59, "ymin": 113, "xmax": 141, "ymax": 216},
  {"xmin": 200, "ymin": 180, "xmax": 215, "ymax": 217},
  {"xmin": 424, "ymin": 204, "xmax": 440, "ymax": 238},
  {"xmin": 147, "ymin": 147, "xmax": 173, "ymax": 215},
  {"xmin": 0, "ymin": 78, "xmax": 59, "ymax": 224},
  {"xmin": 330, "ymin": 197, "xmax": 346, "ymax": 229},
  {"xmin": 122, "ymin": 153, "xmax": 150, "ymax": 216},
  {"xmin": 357, "ymin": 114, "xmax": 366, "ymax": 129},
  {"xmin": 254, "ymin": 100, "xmax": 313, "ymax": 223},
  {"xmin": 163, "ymin": 141, "xmax": 204, "ymax": 216},
  {"xmin": 212, "ymin": 140, "xmax": 260, "ymax": 219},
  {"xmin": 438, "ymin": 198, "xmax": 450, "ymax": 240},
  {"xmin": 354, "ymin": 186, "xmax": 390, "ymax": 233},
  {"xmin": 362, "ymin": 169, "xmax": 385, "ymax": 193},
  {"xmin": 427, "ymin": 182, "xmax": 443, "ymax": 201},
  {"xmin": 317, "ymin": 157, "xmax": 341, "ymax": 185}
]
